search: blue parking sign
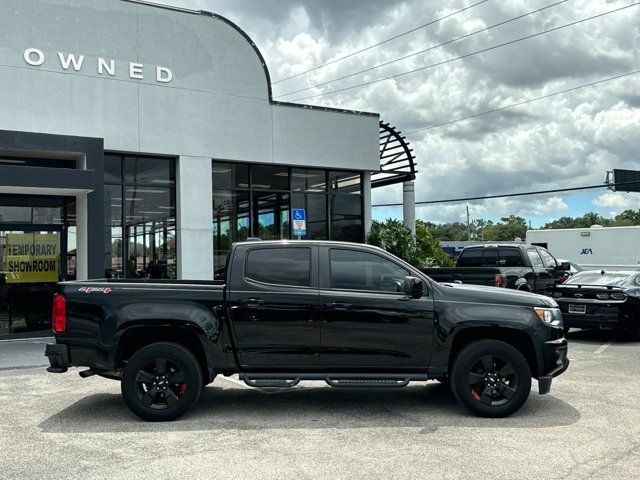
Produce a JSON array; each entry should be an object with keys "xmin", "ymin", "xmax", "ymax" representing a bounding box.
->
[{"xmin": 292, "ymin": 209, "xmax": 306, "ymax": 236}]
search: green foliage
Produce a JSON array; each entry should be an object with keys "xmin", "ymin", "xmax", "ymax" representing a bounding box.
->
[
  {"xmin": 366, "ymin": 219, "xmax": 453, "ymax": 268},
  {"xmin": 483, "ymin": 215, "xmax": 527, "ymax": 241},
  {"xmin": 543, "ymin": 209, "xmax": 640, "ymax": 229}
]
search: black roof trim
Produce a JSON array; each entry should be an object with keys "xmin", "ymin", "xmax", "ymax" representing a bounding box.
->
[{"xmin": 120, "ymin": 0, "xmax": 379, "ymax": 118}]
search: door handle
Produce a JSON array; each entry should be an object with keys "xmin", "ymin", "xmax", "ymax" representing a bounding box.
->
[
  {"xmin": 241, "ymin": 298, "xmax": 266, "ymax": 308},
  {"xmin": 327, "ymin": 302, "xmax": 352, "ymax": 311}
]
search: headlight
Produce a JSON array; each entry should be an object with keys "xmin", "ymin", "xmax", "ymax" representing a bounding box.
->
[{"xmin": 534, "ymin": 307, "xmax": 563, "ymax": 327}]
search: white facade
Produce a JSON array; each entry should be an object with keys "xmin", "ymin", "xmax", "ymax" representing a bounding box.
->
[
  {"xmin": 0, "ymin": 0, "xmax": 380, "ymax": 280},
  {"xmin": 526, "ymin": 226, "xmax": 640, "ymax": 270}
]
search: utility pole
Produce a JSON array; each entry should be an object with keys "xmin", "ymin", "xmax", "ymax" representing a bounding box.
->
[{"xmin": 466, "ymin": 204, "xmax": 471, "ymax": 241}]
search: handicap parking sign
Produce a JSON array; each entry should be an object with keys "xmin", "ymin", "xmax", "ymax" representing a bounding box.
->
[{"xmin": 292, "ymin": 209, "xmax": 306, "ymax": 236}]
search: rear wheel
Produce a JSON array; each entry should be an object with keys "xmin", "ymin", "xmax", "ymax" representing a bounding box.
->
[
  {"xmin": 121, "ymin": 342, "xmax": 203, "ymax": 421},
  {"xmin": 451, "ymin": 340, "xmax": 531, "ymax": 418}
]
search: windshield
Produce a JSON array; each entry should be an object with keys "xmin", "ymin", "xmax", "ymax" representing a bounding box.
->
[{"xmin": 565, "ymin": 271, "xmax": 634, "ymax": 286}]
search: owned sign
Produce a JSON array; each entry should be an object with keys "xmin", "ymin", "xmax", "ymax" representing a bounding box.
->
[{"xmin": 4, "ymin": 233, "xmax": 59, "ymax": 283}]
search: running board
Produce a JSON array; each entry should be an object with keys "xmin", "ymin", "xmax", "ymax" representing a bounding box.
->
[
  {"xmin": 239, "ymin": 373, "xmax": 428, "ymax": 389},
  {"xmin": 325, "ymin": 377, "xmax": 409, "ymax": 388}
]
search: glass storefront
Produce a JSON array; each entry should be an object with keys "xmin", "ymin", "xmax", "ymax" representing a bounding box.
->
[
  {"xmin": 0, "ymin": 196, "xmax": 71, "ymax": 335},
  {"xmin": 104, "ymin": 154, "xmax": 177, "ymax": 279},
  {"xmin": 212, "ymin": 161, "xmax": 364, "ymax": 278}
]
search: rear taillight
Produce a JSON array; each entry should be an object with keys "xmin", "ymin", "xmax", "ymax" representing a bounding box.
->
[
  {"xmin": 52, "ymin": 294, "xmax": 66, "ymax": 333},
  {"xmin": 495, "ymin": 274, "xmax": 506, "ymax": 288}
]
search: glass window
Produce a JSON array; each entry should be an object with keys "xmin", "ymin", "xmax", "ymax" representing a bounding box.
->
[
  {"xmin": 292, "ymin": 169, "xmax": 326, "ymax": 192},
  {"xmin": 253, "ymin": 192, "xmax": 290, "ymax": 240},
  {"xmin": 252, "ymin": 164, "xmax": 289, "ymax": 190},
  {"xmin": 329, "ymin": 171, "xmax": 361, "ymax": 194},
  {"xmin": 458, "ymin": 248, "xmax": 482, "ymax": 267},
  {"xmin": 292, "ymin": 193, "xmax": 327, "ymax": 239},
  {"xmin": 330, "ymin": 249, "xmax": 408, "ymax": 293},
  {"xmin": 213, "ymin": 190, "xmax": 250, "ymax": 278},
  {"xmin": 0, "ymin": 206, "xmax": 62, "ymax": 224},
  {"xmin": 105, "ymin": 154, "xmax": 176, "ymax": 279},
  {"xmin": 212, "ymin": 162, "xmax": 249, "ymax": 190},
  {"xmin": 538, "ymin": 249, "xmax": 557, "ymax": 269},
  {"xmin": 482, "ymin": 248, "xmax": 498, "ymax": 266},
  {"xmin": 498, "ymin": 248, "xmax": 525, "ymax": 267},
  {"xmin": 104, "ymin": 154, "xmax": 122, "ymax": 183},
  {"xmin": 124, "ymin": 156, "xmax": 175, "ymax": 185},
  {"xmin": 526, "ymin": 249, "xmax": 544, "ymax": 268},
  {"xmin": 330, "ymin": 195, "xmax": 363, "ymax": 242},
  {"xmin": 245, "ymin": 247, "xmax": 311, "ymax": 286}
]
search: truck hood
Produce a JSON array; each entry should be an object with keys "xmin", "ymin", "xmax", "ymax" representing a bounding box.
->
[{"xmin": 436, "ymin": 282, "xmax": 557, "ymax": 308}]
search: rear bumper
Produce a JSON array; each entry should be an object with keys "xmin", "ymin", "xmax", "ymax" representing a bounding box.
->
[
  {"xmin": 45, "ymin": 343, "xmax": 69, "ymax": 373},
  {"xmin": 537, "ymin": 338, "xmax": 569, "ymax": 395}
]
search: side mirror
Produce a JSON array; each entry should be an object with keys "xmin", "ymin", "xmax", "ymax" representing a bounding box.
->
[
  {"xmin": 403, "ymin": 276, "xmax": 424, "ymax": 299},
  {"xmin": 557, "ymin": 262, "xmax": 571, "ymax": 271}
]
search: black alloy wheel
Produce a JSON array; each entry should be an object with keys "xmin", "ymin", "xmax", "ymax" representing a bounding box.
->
[
  {"xmin": 121, "ymin": 342, "xmax": 203, "ymax": 421},
  {"xmin": 451, "ymin": 339, "xmax": 531, "ymax": 418},
  {"xmin": 467, "ymin": 354, "xmax": 518, "ymax": 407}
]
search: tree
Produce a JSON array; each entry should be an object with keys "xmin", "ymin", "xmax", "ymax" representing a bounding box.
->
[
  {"xmin": 483, "ymin": 215, "xmax": 527, "ymax": 241},
  {"xmin": 366, "ymin": 219, "xmax": 452, "ymax": 268}
]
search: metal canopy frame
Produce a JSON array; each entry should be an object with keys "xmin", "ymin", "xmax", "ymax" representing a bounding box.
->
[{"xmin": 373, "ymin": 121, "xmax": 417, "ymax": 189}]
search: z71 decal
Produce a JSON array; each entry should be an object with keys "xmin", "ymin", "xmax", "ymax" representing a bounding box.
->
[{"xmin": 78, "ymin": 286, "xmax": 112, "ymax": 294}]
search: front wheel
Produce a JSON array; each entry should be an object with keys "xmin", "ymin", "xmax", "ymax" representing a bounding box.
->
[
  {"xmin": 121, "ymin": 342, "xmax": 203, "ymax": 421},
  {"xmin": 451, "ymin": 340, "xmax": 531, "ymax": 418}
]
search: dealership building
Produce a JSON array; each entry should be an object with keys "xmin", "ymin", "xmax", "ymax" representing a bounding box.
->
[{"xmin": 0, "ymin": 0, "xmax": 416, "ymax": 335}]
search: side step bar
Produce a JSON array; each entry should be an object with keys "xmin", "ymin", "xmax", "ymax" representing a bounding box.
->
[{"xmin": 239, "ymin": 373, "xmax": 428, "ymax": 389}]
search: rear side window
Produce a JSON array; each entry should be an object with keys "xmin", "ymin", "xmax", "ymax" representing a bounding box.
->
[
  {"xmin": 458, "ymin": 248, "xmax": 482, "ymax": 267},
  {"xmin": 526, "ymin": 249, "xmax": 544, "ymax": 268},
  {"xmin": 498, "ymin": 248, "xmax": 525, "ymax": 267},
  {"xmin": 245, "ymin": 248, "xmax": 311, "ymax": 286}
]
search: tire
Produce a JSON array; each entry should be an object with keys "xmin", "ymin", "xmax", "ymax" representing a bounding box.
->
[
  {"xmin": 563, "ymin": 326, "xmax": 571, "ymax": 336},
  {"xmin": 121, "ymin": 342, "xmax": 203, "ymax": 421},
  {"xmin": 451, "ymin": 339, "xmax": 531, "ymax": 418}
]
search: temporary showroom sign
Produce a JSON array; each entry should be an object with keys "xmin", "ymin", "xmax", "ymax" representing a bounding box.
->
[
  {"xmin": 23, "ymin": 48, "xmax": 173, "ymax": 83},
  {"xmin": 4, "ymin": 233, "xmax": 60, "ymax": 283}
]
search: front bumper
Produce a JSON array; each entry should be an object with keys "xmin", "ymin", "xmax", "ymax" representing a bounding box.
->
[
  {"xmin": 45, "ymin": 343, "xmax": 69, "ymax": 373},
  {"xmin": 537, "ymin": 338, "xmax": 569, "ymax": 395}
]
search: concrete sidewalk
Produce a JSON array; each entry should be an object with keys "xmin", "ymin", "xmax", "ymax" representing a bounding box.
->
[{"xmin": 0, "ymin": 337, "xmax": 53, "ymax": 370}]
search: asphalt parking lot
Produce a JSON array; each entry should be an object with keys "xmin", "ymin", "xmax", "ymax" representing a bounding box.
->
[{"xmin": 0, "ymin": 331, "xmax": 638, "ymax": 480}]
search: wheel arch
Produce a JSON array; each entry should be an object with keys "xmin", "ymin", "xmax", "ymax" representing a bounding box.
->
[
  {"xmin": 114, "ymin": 325, "xmax": 213, "ymax": 383},
  {"xmin": 448, "ymin": 326, "xmax": 539, "ymax": 378}
]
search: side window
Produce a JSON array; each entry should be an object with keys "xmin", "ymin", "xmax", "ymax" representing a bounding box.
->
[
  {"xmin": 482, "ymin": 248, "xmax": 498, "ymax": 266},
  {"xmin": 458, "ymin": 248, "xmax": 482, "ymax": 267},
  {"xmin": 498, "ymin": 248, "xmax": 525, "ymax": 267},
  {"xmin": 538, "ymin": 249, "xmax": 557, "ymax": 269},
  {"xmin": 526, "ymin": 249, "xmax": 545, "ymax": 269},
  {"xmin": 245, "ymin": 248, "xmax": 311, "ymax": 286},
  {"xmin": 330, "ymin": 249, "xmax": 409, "ymax": 293}
]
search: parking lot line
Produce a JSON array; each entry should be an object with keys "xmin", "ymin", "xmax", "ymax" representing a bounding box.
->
[{"xmin": 594, "ymin": 342, "xmax": 612, "ymax": 354}]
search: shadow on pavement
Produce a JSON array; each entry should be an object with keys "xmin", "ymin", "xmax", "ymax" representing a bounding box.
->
[{"xmin": 39, "ymin": 382, "xmax": 580, "ymax": 433}]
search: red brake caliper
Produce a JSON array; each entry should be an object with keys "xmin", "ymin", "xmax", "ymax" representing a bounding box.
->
[
  {"xmin": 179, "ymin": 384, "xmax": 187, "ymax": 395},
  {"xmin": 471, "ymin": 388, "xmax": 480, "ymax": 401}
]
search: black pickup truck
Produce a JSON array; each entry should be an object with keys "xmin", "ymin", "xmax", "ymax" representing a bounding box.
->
[
  {"xmin": 423, "ymin": 244, "xmax": 570, "ymax": 295},
  {"xmin": 46, "ymin": 241, "xmax": 569, "ymax": 421}
]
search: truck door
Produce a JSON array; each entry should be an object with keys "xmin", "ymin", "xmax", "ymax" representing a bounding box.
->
[
  {"xmin": 319, "ymin": 246, "xmax": 435, "ymax": 369},
  {"xmin": 525, "ymin": 247, "xmax": 551, "ymax": 293},
  {"xmin": 226, "ymin": 244, "xmax": 320, "ymax": 368}
]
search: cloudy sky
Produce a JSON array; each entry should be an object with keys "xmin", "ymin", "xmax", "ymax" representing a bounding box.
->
[{"xmin": 158, "ymin": 0, "xmax": 639, "ymax": 227}]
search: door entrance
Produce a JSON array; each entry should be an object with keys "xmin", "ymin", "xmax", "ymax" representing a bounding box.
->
[{"xmin": 0, "ymin": 197, "xmax": 70, "ymax": 336}]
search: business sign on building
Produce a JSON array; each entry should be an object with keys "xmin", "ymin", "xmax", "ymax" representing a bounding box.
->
[{"xmin": 4, "ymin": 233, "xmax": 59, "ymax": 283}]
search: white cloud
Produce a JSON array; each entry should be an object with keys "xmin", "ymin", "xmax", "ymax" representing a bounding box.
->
[
  {"xmin": 156, "ymin": 0, "xmax": 639, "ymax": 223},
  {"xmin": 593, "ymin": 191, "xmax": 640, "ymax": 214}
]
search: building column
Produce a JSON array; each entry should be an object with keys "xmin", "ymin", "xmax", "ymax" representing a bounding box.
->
[
  {"xmin": 403, "ymin": 181, "xmax": 416, "ymax": 236},
  {"xmin": 363, "ymin": 171, "xmax": 372, "ymax": 237},
  {"xmin": 176, "ymin": 156, "xmax": 213, "ymax": 280}
]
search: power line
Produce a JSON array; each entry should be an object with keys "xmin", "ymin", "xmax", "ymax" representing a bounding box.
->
[
  {"xmin": 404, "ymin": 69, "xmax": 640, "ymax": 135},
  {"xmin": 290, "ymin": 2, "xmax": 640, "ymax": 102},
  {"xmin": 276, "ymin": 0, "xmax": 569, "ymax": 98},
  {"xmin": 272, "ymin": 0, "xmax": 488, "ymax": 85},
  {"xmin": 371, "ymin": 181, "xmax": 638, "ymax": 207}
]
